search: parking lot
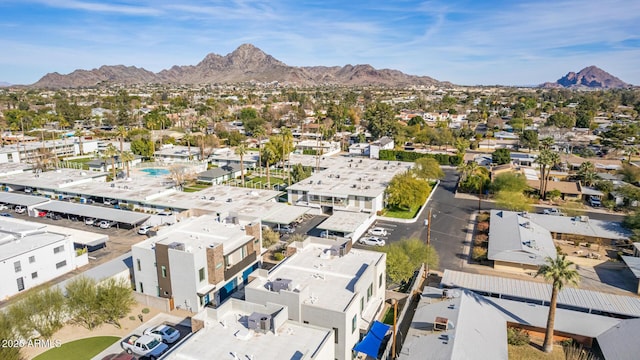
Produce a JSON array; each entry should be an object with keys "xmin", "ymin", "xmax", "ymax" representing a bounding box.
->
[
  {"xmin": 352, "ymin": 221, "xmax": 398, "ymax": 248},
  {"xmin": 94, "ymin": 314, "xmax": 192, "ymax": 360}
]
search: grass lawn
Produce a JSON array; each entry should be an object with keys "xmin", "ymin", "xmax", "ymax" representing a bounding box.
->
[
  {"xmin": 61, "ymin": 158, "xmax": 93, "ymax": 170},
  {"xmin": 33, "ymin": 336, "xmax": 119, "ymax": 360},
  {"xmin": 381, "ymin": 307, "xmax": 395, "ymax": 325},
  {"xmin": 247, "ymin": 176, "xmax": 286, "ymax": 186},
  {"xmin": 508, "ymin": 341, "xmax": 565, "ymax": 360},
  {"xmin": 382, "ymin": 206, "xmax": 421, "ymax": 219}
]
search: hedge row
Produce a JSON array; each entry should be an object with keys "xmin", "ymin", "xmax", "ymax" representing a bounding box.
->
[{"xmin": 378, "ymin": 150, "xmax": 463, "ymax": 165}]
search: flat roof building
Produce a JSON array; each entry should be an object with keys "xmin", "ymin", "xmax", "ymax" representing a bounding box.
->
[
  {"xmin": 174, "ymin": 299, "xmax": 335, "ymax": 360},
  {"xmin": 132, "ymin": 214, "xmax": 262, "ymax": 313},
  {"xmin": 245, "ymin": 238, "xmax": 386, "ymax": 360}
]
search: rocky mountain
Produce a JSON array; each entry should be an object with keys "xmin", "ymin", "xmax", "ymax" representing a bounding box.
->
[
  {"xmin": 32, "ymin": 44, "xmax": 444, "ymax": 88},
  {"xmin": 0, "ymin": 81, "xmax": 11, "ymax": 87},
  {"xmin": 542, "ymin": 66, "xmax": 629, "ymax": 89}
]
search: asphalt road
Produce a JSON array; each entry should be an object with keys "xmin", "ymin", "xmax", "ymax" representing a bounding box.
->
[{"xmin": 367, "ymin": 167, "xmax": 628, "ymax": 273}]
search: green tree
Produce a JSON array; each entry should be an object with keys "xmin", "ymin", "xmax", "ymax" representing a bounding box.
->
[
  {"xmin": 0, "ymin": 311, "xmax": 21, "ymax": 360},
  {"xmin": 535, "ymin": 255, "xmax": 580, "ymax": 353},
  {"xmin": 120, "ymin": 151, "xmax": 135, "ymax": 178},
  {"xmin": 291, "ymin": 163, "xmax": 312, "ymax": 183},
  {"xmin": 535, "ymin": 149, "xmax": 561, "ymax": 200},
  {"xmin": 407, "ymin": 115, "xmax": 425, "ymax": 127},
  {"xmin": 490, "ymin": 172, "xmax": 528, "ymax": 193},
  {"xmin": 492, "ymin": 148, "xmax": 511, "ymax": 165},
  {"xmin": 619, "ymin": 163, "xmax": 640, "ymax": 184},
  {"xmin": 386, "ymin": 172, "xmax": 431, "ymax": 210},
  {"xmin": 103, "ymin": 144, "xmax": 118, "ymax": 180},
  {"xmin": 262, "ymin": 144, "xmax": 277, "ymax": 188},
  {"xmin": 546, "ymin": 112, "xmax": 575, "ymax": 128},
  {"xmin": 115, "ymin": 125, "xmax": 127, "ymax": 153},
  {"xmin": 226, "ymin": 131, "xmax": 246, "ymax": 147},
  {"xmin": 413, "ymin": 157, "xmax": 444, "ymax": 180},
  {"xmin": 235, "ymin": 143, "xmax": 247, "ymax": 186},
  {"xmin": 364, "ymin": 102, "xmax": 398, "ymax": 140},
  {"xmin": 65, "ymin": 277, "xmax": 102, "ymax": 330},
  {"xmin": 96, "ymin": 278, "xmax": 136, "ymax": 329},
  {"xmin": 495, "ymin": 191, "xmax": 533, "ymax": 212},
  {"xmin": 239, "ymin": 108, "xmax": 264, "ymax": 135},
  {"xmin": 520, "ymin": 130, "xmax": 539, "ymax": 152},
  {"xmin": 130, "ymin": 137, "xmax": 154, "ymax": 158},
  {"xmin": 383, "ymin": 238, "xmax": 438, "ymax": 284},
  {"xmin": 577, "ymin": 161, "xmax": 598, "ymax": 186},
  {"xmin": 8, "ymin": 287, "xmax": 66, "ymax": 339}
]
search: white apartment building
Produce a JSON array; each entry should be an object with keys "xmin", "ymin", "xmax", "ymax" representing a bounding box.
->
[
  {"xmin": 132, "ymin": 215, "xmax": 262, "ymax": 313},
  {"xmin": 245, "ymin": 238, "xmax": 386, "ymax": 360},
  {"xmin": 0, "ymin": 137, "xmax": 99, "ymax": 164},
  {"xmin": 369, "ymin": 136, "xmax": 394, "ymax": 159},
  {"xmin": 0, "ymin": 217, "xmax": 88, "ymax": 300},
  {"xmin": 287, "ymin": 156, "xmax": 412, "ymax": 214},
  {"xmin": 172, "ymin": 299, "xmax": 335, "ymax": 360}
]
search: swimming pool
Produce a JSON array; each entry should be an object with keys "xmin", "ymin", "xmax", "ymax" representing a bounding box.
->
[{"xmin": 140, "ymin": 168, "xmax": 171, "ymax": 176}]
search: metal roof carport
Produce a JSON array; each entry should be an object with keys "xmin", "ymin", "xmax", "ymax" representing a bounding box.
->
[
  {"xmin": 0, "ymin": 192, "xmax": 51, "ymax": 207},
  {"xmin": 33, "ymin": 201, "xmax": 150, "ymax": 227}
]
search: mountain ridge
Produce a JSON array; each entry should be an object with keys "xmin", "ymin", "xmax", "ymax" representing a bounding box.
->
[
  {"xmin": 32, "ymin": 44, "xmax": 445, "ymax": 88},
  {"xmin": 541, "ymin": 66, "xmax": 629, "ymax": 89}
]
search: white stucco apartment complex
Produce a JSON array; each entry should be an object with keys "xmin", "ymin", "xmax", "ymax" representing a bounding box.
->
[
  {"xmin": 131, "ymin": 215, "xmax": 262, "ymax": 312},
  {"xmin": 0, "ymin": 217, "xmax": 88, "ymax": 300},
  {"xmin": 245, "ymin": 238, "xmax": 386, "ymax": 360}
]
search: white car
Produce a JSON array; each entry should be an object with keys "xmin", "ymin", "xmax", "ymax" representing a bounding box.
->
[
  {"xmin": 138, "ymin": 225, "xmax": 154, "ymax": 235},
  {"xmin": 84, "ymin": 217, "xmax": 97, "ymax": 225},
  {"xmin": 543, "ymin": 208, "xmax": 564, "ymax": 216},
  {"xmin": 144, "ymin": 324, "xmax": 180, "ymax": 344},
  {"xmin": 368, "ymin": 227, "xmax": 388, "ymax": 237},
  {"xmin": 14, "ymin": 205, "xmax": 26, "ymax": 214},
  {"xmin": 0, "ymin": 204, "xmax": 8, "ymax": 211},
  {"xmin": 99, "ymin": 220, "xmax": 116, "ymax": 229},
  {"xmin": 359, "ymin": 237, "xmax": 386, "ymax": 246}
]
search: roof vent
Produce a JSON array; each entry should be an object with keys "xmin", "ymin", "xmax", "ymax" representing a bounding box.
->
[
  {"xmin": 247, "ymin": 312, "xmax": 272, "ymax": 333},
  {"xmin": 434, "ymin": 317, "xmax": 449, "ymax": 331}
]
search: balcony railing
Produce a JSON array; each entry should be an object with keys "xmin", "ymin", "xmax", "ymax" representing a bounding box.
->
[{"xmin": 224, "ymin": 252, "xmax": 257, "ymax": 280}]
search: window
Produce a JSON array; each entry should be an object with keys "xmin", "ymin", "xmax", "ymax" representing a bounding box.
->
[
  {"xmin": 199, "ymin": 268, "xmax": 205, "ymax": 282},
  {"xmin": 136, "ymin": 259, "xmax": 141, "ymax": 271},
  {"xmin": 379, "ymin": 274, "xmax": 383, "ymax": 288},
  {"xmin": 367, "ymin": 284, "xmax": 373, "ymax": 301},
  {"xmin": 360, "ymin": 297, "xmax": 364, "ymax": 314},
  {"xmin": 352, "ymin": 315, "xmax": 357, "ymax": 333},
  {"xmin": 16, "ymin": 277, "xmax": 25, "ymax": 291},
  {"xmin": 31, "ymin": 272, "xmax": 38, "ymax": 279},
  {"xmin": 53, "ymin": 245, "xmax": 65, "ymax": 254},
  {"xmin": 139, "ymin": 282, "xmax": 144, "ymax": 293},
  {"xmin": 161, "ymin": 266, "xmax": 167, "ymax": 278},
  {"xmin": 29, "ymin": 256, "xmax": 35, "ymax": 263},
  {"xmin": 55, "ymin": 260, "xmax": 67, "ymax": 269},
  {"xmin": 14, "ymin": 261, "xmax": 21, "ymax": 273},
  {"xmin": 333, "ymin": 328, "xmax": 339, "ymax": 344}
]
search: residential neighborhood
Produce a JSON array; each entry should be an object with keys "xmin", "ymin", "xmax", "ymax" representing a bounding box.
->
[{"xmin": 1, "ymin": 82, "xmax": 640, "ymax": 360}]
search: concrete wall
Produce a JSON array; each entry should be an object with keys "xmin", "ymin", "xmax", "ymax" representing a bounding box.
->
[
  {"xmin": 169, "ymin": 247, "xmax": 200, "ymax": 312},
  {"xmin": 131, "ymin": 245, "xmax": 159, "ymax": 297},
  {"xmin": 133, "ymin": 292, "xmax": 171, "ymax": 312}
]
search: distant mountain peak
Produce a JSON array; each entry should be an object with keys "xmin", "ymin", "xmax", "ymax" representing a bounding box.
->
[
  {"xmin": 30, "ymin": 44, "xmax": 445, "ymax": 88},
  {"xmin": 544, "ymin": 66, "xmax": 629, "ymax": 89}
]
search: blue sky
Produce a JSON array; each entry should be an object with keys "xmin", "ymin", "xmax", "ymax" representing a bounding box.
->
[{"xmin": 1, "ymin": 0, "xmax": 639, "ymax": 86}]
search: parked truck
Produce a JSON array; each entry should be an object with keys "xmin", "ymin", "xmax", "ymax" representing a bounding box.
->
[{"xmin": 120, "ymin": 334, "xmax": 168, "ymax": 359}]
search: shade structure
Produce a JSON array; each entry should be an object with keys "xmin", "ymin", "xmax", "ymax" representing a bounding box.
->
[{"xmin": 353, "ymin": 320, "xmax": 390, "ymax": 359}]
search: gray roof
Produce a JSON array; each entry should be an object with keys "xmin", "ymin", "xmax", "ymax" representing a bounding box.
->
[
  {"xmin": 197, "ymin": 165, "xmax": 241, "ymax": 180},
  {"xmin": 0, "ymin": 192, "xmax": 51, "ymax": 207},
  {"xmin": 441, "ymin": 270, "xmax": 640, "ymax": 318},
  {"xmin": 596, "ymin": 318, "xmax": 640, "ymax": 360},
  {"xmin": 488, "ymin": 210, "xmax": 557, "ymax": 266},
  {"xmin": 33, "ymin": 201, "xmax": 149, "ymax": 225},
  {"xmin": 622, "ymin": 256, "xmax": 640, "ymax": 279},
  {"xmin": 398, "ymin": 288, "xmax": 507, "ymax": 360},
  {"xmin": 56, "ymin": 252, "xmax": 132, "ymax": 295},
  {"xmin": 316, "ymin": 211, "xmax": 372, "ymax": 233}
]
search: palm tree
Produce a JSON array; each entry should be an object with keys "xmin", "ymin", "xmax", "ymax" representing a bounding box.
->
[
  {"xmin": 103, "ymin": 144, "xmax": 118, "ymax": 181},
  {"xmin": 116, "ymin": 126, "xmax": 127, "ymax": 153},
  {"xmin": 74, "ymin": 129, "xmax": 84, "ymax": 155},
  {"xmin": 535, "ymin": 255, "xmax": 579, "ymax": 353},
  {"xmin": 120, "ymin": 151, "xmax": 135, "ymax": 179},
  {"xmin": 254, "ymin": 126, "xmax": 266, "ymax": 177},
  {"xmin": 457, "ymin": 161, "xmax": 479, "ymax": 181},
  {"xmin": 540, "ymin": 137, "xmax": 554, "ymax": 150},
  {"xmin": 577, "ymin": 161, "xmax": 598, "ymax": 187},
  {"xmin": 262, "ymin": 145, "xmax": 276, "ymax": 189},
  {"xmin": 182, "ymin": 133, "xmax": 194, "ymax": 161},
  {"xmin": 280, "ymin": 127, "xmax": 293, "ymax": 185},
  {"xmin": 535, "ymin": 149, "xmax": 560, "ymax": 200},
  {"xmin": 235, "ymin": 143, "xmax": 247, "ymax": 187}
]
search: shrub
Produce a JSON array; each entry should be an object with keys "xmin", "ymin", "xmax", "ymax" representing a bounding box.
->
[
  {"xmin": 141, "ymin": 308, "xmax": 150, "ymax": 314},
  {"xmin": 472, "ymin": 247, "xmax": 488, "ymax": 262},
  {"xmin": 129, "ymin": 316, "xmax": 136, "ymax": 321},
  {"xmin": 273, "ymin": 252, "xmax": 285, "ymax": 261},
  {"xmin": 476, "ymin": 221, "xmax": 490, "ymax": 233},
  {"xmin": 507, "ymin": 327, "xmax": 530, "ymax": 346},
  {"xmin": 477, "ymin": 212, "xmax": 490, "ymax": 222},
  {"xmin": 474, "ymin": 234, "xmax": 488, "ymax": 247},
  {"xmin": 563, "ymin": 344, "xmax": 597, "ymax": 360}
]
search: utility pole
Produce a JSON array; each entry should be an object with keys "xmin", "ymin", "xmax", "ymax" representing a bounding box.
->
[
  {"xmin": 392, "ymin": 298, "xmax": 398, "ymax": 359},
  {"xmin": 426, "ymin": 208, "xmax": 432, "ymax": 281},
  {"xmin": 478, "ymin": 182, "xmax": 482, "ymax": 211}
]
